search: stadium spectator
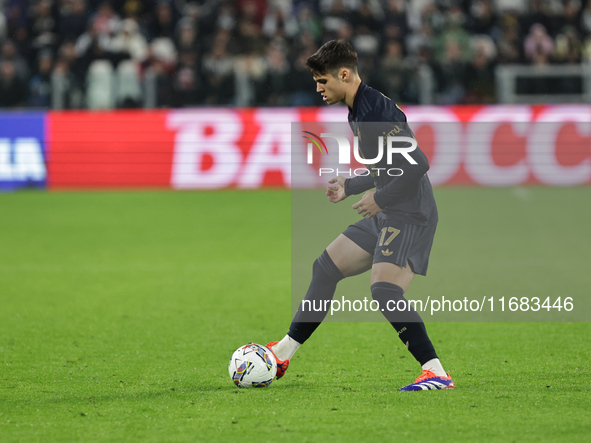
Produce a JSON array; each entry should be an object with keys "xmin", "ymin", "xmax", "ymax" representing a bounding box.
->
[
  {"xmin": 406, "ymin": 20, "xmax": 434, "ymax": 59},
  {"xmin": 524, "ymin": 23, "xmax": 555, "ymax": 62},
  {"xmin": 466, "ymin": 0, "xmax": 498, "ymax": 36},
  {"xmin": 294, "ymin": 3, "xmax": 323, "ymax": 41},
  {"xmin": 432, "ymin": 5, "xmax": 471, "ymax": 65},
  {"xmin": 496, "ymin": 13, "xmax": 522, "ymax": 63},
  {"xmin": 321, "ymin": 0, "xmax": 349, "ymax": 40},
  {"xmin": 0, "ymin": 59, "xmax": 28, "ymax": 107},
  {"xmin": 582, "ymin": 0, "xmax": 591, "ymax": 34},
  {"xmin": 28, "ymin": 49, "xmax": 53, "ymax": 108},
  {"xmin": 5, "ymin": 1, "xmax": 28, "ymax": 57},
  {"xmin": 0, "ymin": 0, "xmax": 590, "ymax": 108},
  {"xmin": 432, "ymin": 37, "xmax": 468, "ymax": 104},
  {"xmin": 350, "ymin": 0, "xmax": 382, "ymax": 33},
  {"xmin": 234, "ymin": 50, "xmax": 266, "ymax": 106},
  {"xmin": 464, "ymin": 36, "xmax": 497, "ymax": 104},
  {"xmin": 51, "ymin": 55, "xmax": 84, "ymax": 109},
  {"xmin": 89, "ymin": 1, "xmax": 121, "ymax": 40},
  {"xmin": 58, "ymin": 0, "xmax": 90, "ymax": 43},
  {"xmin": 55, "ymin": 40, "xmax": 84, "ymax": 86},
  {"xmin": 262, "ymin": 0, "xmax": 301, "ymax": 39},
  {"xmin": 382, "ymin": 0, "xmax": 408, "ymax": 43},
  {"xmin": 352, "ymin": 24, "xmax": 379, "ymax": 56},
  {"xmin": 147, "ymin": 1, "xmax": 177, "ymax": 40},
  {"xmin": 554, "ymin": 25, "xmax": 582, "ymax": 64},
  {"xmin": 175, "ymin": 17, "xmax": 199, "ymax": 54},
  {"xmin": 111, "ymin": 18, "xmax": 149, "ymax": 62},
  {"xmin": 238, "ymin": 0, "xmax": 267, "ymax": 27},
  {"xmin": 406, "ymin": 0, "xmax": 436, "ymax": 32},
  {"xmin": 289, "ymin": 49, "xmax": 320, "ymax": 106},
  {"xmin": 28, "ymin": 0, "xmax": 59, "ymax": 54},
  {"xmin": 214, "ymin": 1, "xmax": 237, "ymax": 32},
  {"xmin": 140, "ymin": 37, "xmax": 177, "ymax": 107},
  {"xmin": 264, "ymin": 40, "xmax": 290, "ymax": 106},
  {"xmin": 375, "ymin": 39, "xmax": 407, "ymax": 103},
  {"xmin": 172, "ymin": 48, "xmax": 205, "ymax": 107},
  {"xmin": 520, "ymin": 0, "xmax": 562, "ymax": 39},
  {"xmin": 562, "ymin": 0, "xmax": 583, "ymax": 30},
  {"xmin": 1, "ymin": 39, "xmax": 29, "ymax": 80},
  {"xmin": 202, "ymin": 31, "xmax": 235, "ymax": 105},
  {"xmin": 235, "ymin": 1, "xmax": 267, "ymax": 54}
]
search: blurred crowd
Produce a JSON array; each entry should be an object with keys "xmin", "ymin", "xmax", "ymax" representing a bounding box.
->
[{"xmin": 1, "ymin": 0, "xmax": 590, "ymax": 109}]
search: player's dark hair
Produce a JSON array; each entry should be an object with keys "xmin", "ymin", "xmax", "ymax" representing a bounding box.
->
[{"xmin": 306, "ymin": 40, "xmax": 358, "ymax": 77}]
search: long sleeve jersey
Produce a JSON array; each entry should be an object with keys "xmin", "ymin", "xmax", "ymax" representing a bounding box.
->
[{"xmin": 344, "ymin": 82, "xmax": 438, "ymax": 226}]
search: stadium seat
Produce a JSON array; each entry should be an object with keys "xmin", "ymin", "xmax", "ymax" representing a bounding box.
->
[
  {"xmin": 86, "ymin": 60, "xmax": 115, "ymax": 109},
  {"xmin": 116, "ymin": 60, "xmax": 141, "ymax": 108},
  {"xmin": 151, "ymin": 38, "xmax": 177, "ymax": 64}
]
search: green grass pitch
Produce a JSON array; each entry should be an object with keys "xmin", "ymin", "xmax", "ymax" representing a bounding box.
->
[{"xmin": 1, "ymin": 188, "xmax": 590, "ymax": 442}]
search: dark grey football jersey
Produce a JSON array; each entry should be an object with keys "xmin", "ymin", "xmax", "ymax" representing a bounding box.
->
[{"xmin": 345, "ymin": 82, "xmax": 438, "ymax": 226}]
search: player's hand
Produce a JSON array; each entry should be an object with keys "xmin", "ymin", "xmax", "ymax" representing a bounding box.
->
[
  {"xmin": 326, "ymin": 176, "xmax": 347, "ymax": 203},
  {"xmin": 352, "ymin": 191, "xmax": 382, "ymax": 218}
]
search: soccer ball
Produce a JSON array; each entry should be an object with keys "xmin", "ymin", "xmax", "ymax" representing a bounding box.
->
[{"xmin": 228, "ymin": 343, "xmax": 277, "ymax": 388}]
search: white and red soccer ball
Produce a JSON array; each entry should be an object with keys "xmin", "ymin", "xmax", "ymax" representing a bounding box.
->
[{"xmin": 228, "ymin": 343, "xmax": 277, "ymax": 388}]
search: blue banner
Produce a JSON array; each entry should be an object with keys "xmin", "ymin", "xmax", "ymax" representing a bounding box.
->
[{"xmin": 0, "ymin": 113, "xmax": 47, "ymax": 191}]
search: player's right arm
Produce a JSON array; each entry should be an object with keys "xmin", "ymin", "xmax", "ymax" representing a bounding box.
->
[
  {"xmin": 327, "ymin": 175, "xmax": 375, "ymax": 203},
  {"xmin": 326, "ymin": 176, "xmax": 348, "ymax": 202}
]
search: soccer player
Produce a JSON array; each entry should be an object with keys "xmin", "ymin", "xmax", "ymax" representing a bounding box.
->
[{"xmin": 267, "ymin": 40, "xmax": 455, "ymax": 391}]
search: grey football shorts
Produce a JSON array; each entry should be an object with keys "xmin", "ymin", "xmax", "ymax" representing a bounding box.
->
[{"xmin": 342, "ymin": 215, "xmax": 437, "ymax": 276}]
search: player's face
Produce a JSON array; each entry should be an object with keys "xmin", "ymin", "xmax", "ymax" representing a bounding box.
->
[{"xmin": 313, "ymin": 73, "xmax": 345, "ymax": 105}]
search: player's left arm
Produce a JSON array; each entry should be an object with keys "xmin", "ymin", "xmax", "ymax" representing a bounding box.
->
[
  {"xmin": 352, "ymin": 123, "xmax": 429, "ymax": 217},
  {"xmin": 372, "ymin": 139, "xmax": 429, "ymax": 210},
  {"xmin": 352, "ymin": 190, "xmax": 382, "ymax": 218}
]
